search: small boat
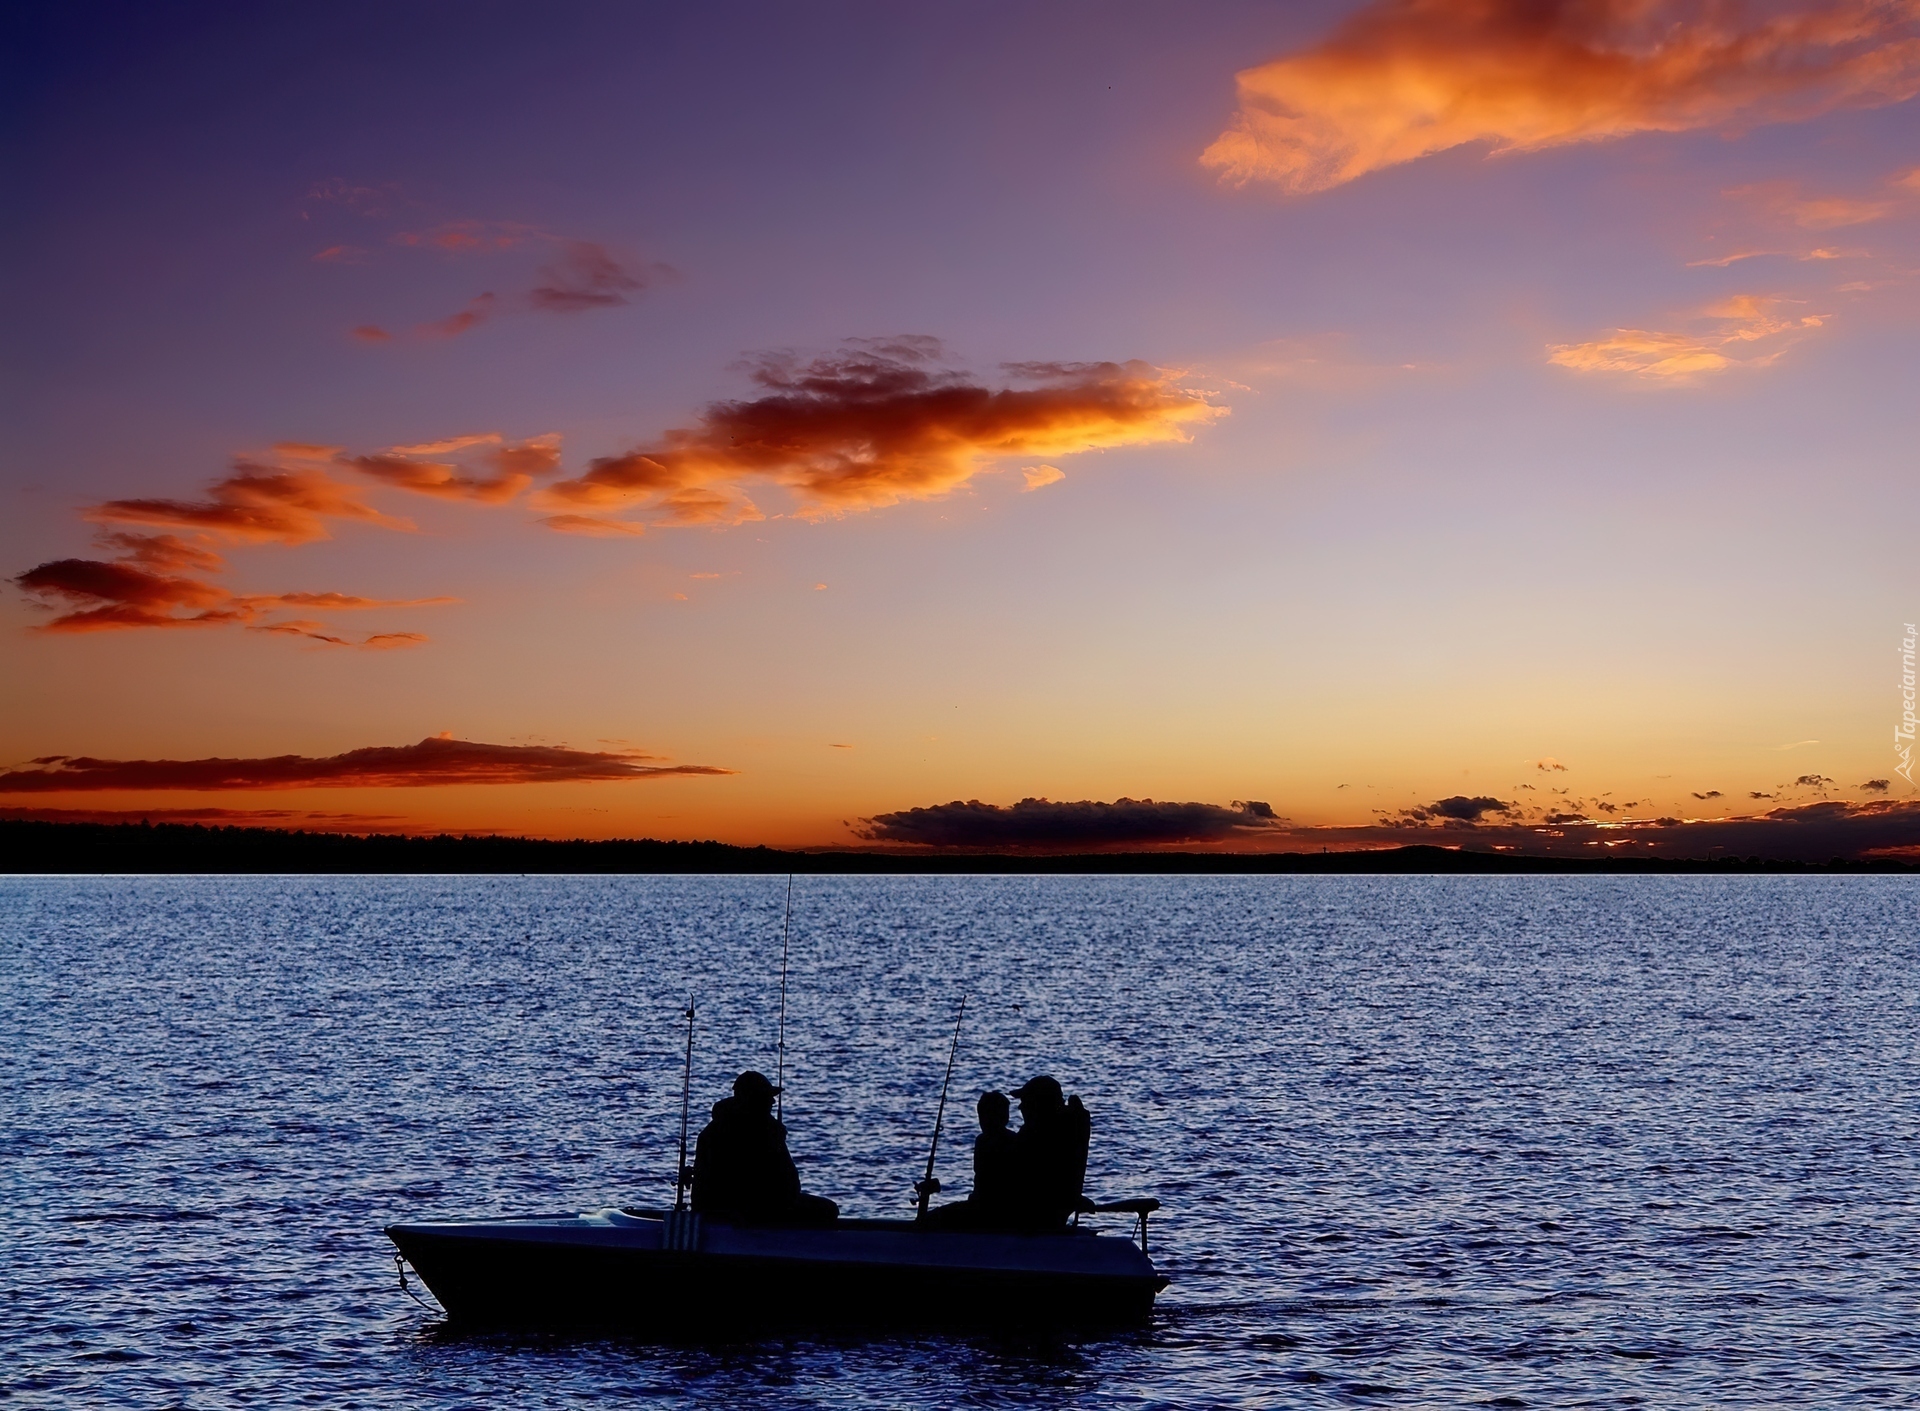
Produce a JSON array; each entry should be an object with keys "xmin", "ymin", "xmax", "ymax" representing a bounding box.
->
[{"xmin": 386, "ymin": 1200, "xmax": 1166, "ymax": 1330}]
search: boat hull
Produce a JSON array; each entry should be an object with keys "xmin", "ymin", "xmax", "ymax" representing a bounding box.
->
[{"xmin": 387, "ymin": 1209, "xmax": 1164, "ymax": 1330}]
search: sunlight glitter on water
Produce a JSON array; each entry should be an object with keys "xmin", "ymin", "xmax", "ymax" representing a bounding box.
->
[{"xmin": 5, "ymin": 874, "xmax": 1919, "ymax": 1408}]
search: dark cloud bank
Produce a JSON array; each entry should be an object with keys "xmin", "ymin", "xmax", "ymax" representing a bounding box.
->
[
  {"xmin": 860, "ymin": 797, "xmax": 1281, "ymax": 850},
  {"xmin": 859, "ymin": 793, "xmax": 1920, "ymax": 862},
  {"xmin": 0, "ymin": 737, "xmax": 731, "ymax": 792}
]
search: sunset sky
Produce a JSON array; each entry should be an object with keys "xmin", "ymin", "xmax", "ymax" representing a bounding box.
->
[{"xmin": 6, "ymin": 1, "xmax": 1918, "ymax": 856}]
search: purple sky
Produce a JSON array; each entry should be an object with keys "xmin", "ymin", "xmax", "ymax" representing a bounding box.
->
[{"xmin": 6, "ymin": 1, "xmax": 1918, "ymax": 853}]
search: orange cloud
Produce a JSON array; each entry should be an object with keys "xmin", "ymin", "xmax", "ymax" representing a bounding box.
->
[
  {"xmin": 1022, "ymin": 464, "xmax": 1066, "ymax": 491},
  {"xmin": 537, "ymin": 339, "xmax": 1220, "ymax": 529},
  {"xmin": 1727, "ymin": 179, "xmax": 1900, "ymax": 228},
  {"xmin": 1548, "ymin": 292, "xmax": 1828, "ymax": 380},
  {"xmin": 326, "ymin": 433, "xmax": 562, "ymax": 504},
  {"xmin": 0, "ymin": 736, "xmax": 733, "ymax": 792},
  {"xmin": 13, "ymin": 558, "xmax": 237, "ymax": 632},
  {"xmin": 13, "ymin": 521, "xmax": 455, "ymax": 635},
  {"xmin": 252, "ymin": 592, "xmax": 452, "ymax": 611},
  {"xmin": 86, "ymin": 463, "xmax": 409, "ymax": 545},
  {"xmin": 538, "ymin": 513, "xmax": 646, "ymax": 537},
  {"xmin": 15, "ymin": 437, "xmax": 550, "ymax": 639},
  {"xmin": 1203, "ymin": 0, "xmax": 1920, "ymax": 193},
  {"xmin": 92, "ymin": 531, "xmax": 224, "ymax": 574}
]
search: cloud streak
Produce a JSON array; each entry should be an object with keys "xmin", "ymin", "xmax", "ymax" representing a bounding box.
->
[
  {"xmin": 349, "ymin": 224, "xmax": 663, "ymax": 339},
  {"xmin": 1549, "ymin": 293, "xmax": 1828, "ymax": 380},
  {"xmin": 538, "ymin": 339, "xmax": 1220, "ymax": 528},
  {"xmin": 0, "ymin": 805, "xmax": 411, "ymax": 831},
  {"xmin": 317, "ymin": 433, "xmax": 563, "ymax": 505},
  {"xmin": 1203, "ymin": 0, "xmax": 1920, "ymax": 194},
  {"xmin": 0, "ymin": 736, "xmax": 733, "ymax": 792},
  {"xmin": 859, "ymin": 797, "xmax": 1282, "ymax": 850},
  {"xmin": 87, "ymin": 465, "xmax": 409, "ymax": 545},
  {"xmin": 13, "ymin": 522, "xmax": 455, "ymax": 636},
  {"xmin": 9, "ymin": 432, "xmax": 539, "ymax": 642},
  {"xmin": 531, "ymin": 241, "xmax": 654, "ymax": 311}
]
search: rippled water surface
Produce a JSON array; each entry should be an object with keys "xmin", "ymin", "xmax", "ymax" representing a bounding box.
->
[{"xmin": 6, "ymin": 874, "xmax": 1920, "ymax": 1408}]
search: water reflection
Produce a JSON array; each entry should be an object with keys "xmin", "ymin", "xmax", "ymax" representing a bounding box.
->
[{"xmin": 5, "ymin": 874, "xmax": 1920, "ymax": 1408}]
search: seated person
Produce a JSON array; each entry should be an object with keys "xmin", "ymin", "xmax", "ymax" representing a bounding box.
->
[
  {"xmin": 920, "ymin": 1089, "xmax": 1021, "ymax": 1229},
  {"xmin": 690, "ymin": 1070, "xmax": 838, "ymax": 1226},
  {"xmin": 1008, "ymin": 1075, "xmax": 1091, "ymax": 1230}
]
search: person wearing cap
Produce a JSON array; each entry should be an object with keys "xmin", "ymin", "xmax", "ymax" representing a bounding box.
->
[
  {"xmin": 1009, "ymin": 1075, "xmax": 1092, "ymax": 1230},
  {"xmin": 690, "ymin": 1070, "xmax": 839, "ymax": 1226}
]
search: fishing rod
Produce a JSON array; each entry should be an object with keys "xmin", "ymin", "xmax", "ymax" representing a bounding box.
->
[
  {"xmin": 674, "ymin": 993, "xmax": 695, "ymax": 1212},
  {"xmin": 914, "ymin": 996, "xmax": 966, "ymax": 1220},
  {"xmin": 775, "ymin": 874, "xmax": 793, "ymax": 1123}
]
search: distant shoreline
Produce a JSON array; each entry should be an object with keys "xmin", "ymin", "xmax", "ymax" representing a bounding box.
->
[{"xmin": 3, "ymin": 819, "xmax": 1914, "ymax": 874}]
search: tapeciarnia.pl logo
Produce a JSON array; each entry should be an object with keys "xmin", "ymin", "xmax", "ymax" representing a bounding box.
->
[{"xmin": 1899, "ymin": 622, "xmax": 1917, "ymax": 785}]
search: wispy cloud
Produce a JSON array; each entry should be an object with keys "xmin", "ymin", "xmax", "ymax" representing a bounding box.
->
[
  {"xmin": 320, "ymin": 433, "xmax": 562, "ymax": 505},
  {"xmin": 301, "ymin": 178, "xmax": 403, "ymax": 219},
  {"xmin": 419, "ymin": 292, "xmax": 498, "ymax": 339},
  {"xmin": 249, "ymin": 619, "xmax": 431, "ymax": 650},
  {"xmin": 12, "ymin": 434, "xmax": 535, "ymax": 642},
  {"xmin": 1548, "ymin": 293, "xmax": 1828, "ymax": 380},
  {"xmin": 352, "ymin": 224, "xmax": 664, "ymax": 339},
  {"xmin": 393, "ymin": 219, "xmax": 540, "ymax": 252},
  {"xmin": 0, "ymin": 735, "xmax": 733, "ymax": 792},
  {"xmin": 859, "ymin": 796, "xmax": 1282, "ymax": 850},
  {"xmin": 92, "ymin": 531, "xmax": 224, "ymax": 574},
  {"xmin": 0, "ymin": 805, "xmax": 414, "ymax": 831},
  {"xmin": 1202, "ymin": 0, "xmax": 1920, "ymax": 194},
  {"xmin": 1731, "ymin": 184, "xmax": 1897, "ymax": 229},
  {"xmin": 12, "ymin": 537, "xmax": 455, "ymax": 636},
  {"xmin": 1724, "ymin": 166, "xmax": 1920, "ymax": 229},
  {"xmin": 530, "ymin": 241, "xmax": 656, "ymax": 311},
  {"xmin": 85, "ymin": 464, "xmax": 409, "ymax": 545},
  {"xmin": 15, "ymin": 556, "xmax": 234, "ymax": 632},
  {"xmin": 80, "ymin": 436, "xmax": 562, "ymax": 546},
  {"xmin": 537, "ymin": 339, "xmax": 1221, "ymax": 529},
  {"xmin": 538, "ymin": 513, "xmax": 646, "ymax": 537}
]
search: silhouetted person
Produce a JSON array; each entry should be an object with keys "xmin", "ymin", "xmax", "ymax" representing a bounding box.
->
[
  {"xmin": 920, "ymin": 1089, "xmax": 1022, "ymax": 1230},
  {"xmin": 971, "ymin": 1089, "xmax": 1021, "ymax": 1220},
  {"xmin": 1009, "ymin": 1075, "xmax": 1091, "ymax": 1229},
  {"xmin": 690, "ymin": 1070, "xmax": 838, "ymax": 1226}
]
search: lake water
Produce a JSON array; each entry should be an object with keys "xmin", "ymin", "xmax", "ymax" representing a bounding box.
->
[{"xmin": 5, "ymin": 874, "xmax": 1919, "ymax": 1408}]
